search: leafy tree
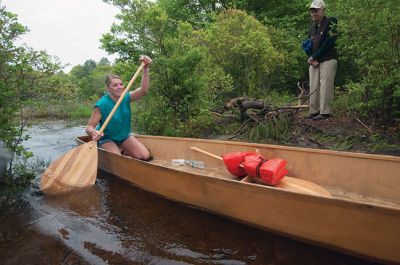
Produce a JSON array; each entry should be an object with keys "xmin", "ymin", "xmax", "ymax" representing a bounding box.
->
[
  {"xmin": 98, "ymin": 57, "xmax": 111, "ymax": 66},
  {"xmin": 101, "ymin": 1, "xmax": 222, "ymax": 135},
  {"xmin": 101, "ymin": 0, "xmax": 158, "ymax": 61},
  {"xmin": 70, "ymin": 59, "xmax": 112, "ymax": 99},
  {"xmin": 0, "ymin": 4, "xmax": 61, "ymax": 172},
  {"xmin": 331, "ymin": 0, "xmax": 400, "ymax": 123},
  {"xmin": 202, "ymin": 9, "xmax": 282, "ymax": 98},
  {"xmin": 231, "ymin": 0, "xmax": 309, "ymax": 31},
  {"xmin": 158, "ymin": 0, "xmax": 232, "ymax": 28}
]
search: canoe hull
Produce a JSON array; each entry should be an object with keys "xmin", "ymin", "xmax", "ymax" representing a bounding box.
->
[{"xmin": 77, "ymin": 135, "xmax": 400, "ymax": 263}]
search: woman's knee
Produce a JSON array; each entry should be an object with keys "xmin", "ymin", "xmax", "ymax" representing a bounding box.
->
[
  {"xmin": 100, "ymin": 142, "xmax": 121, "ymax": 154},
  {"xmin": 136, "ymin": 148, "xmax": 151, "ymax": 161}
]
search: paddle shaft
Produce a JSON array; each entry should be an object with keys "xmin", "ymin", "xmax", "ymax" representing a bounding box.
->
[
  {"xmin": 98, "ymin": 62, "xmax": 145, "ymax": 134},
  {"xmin": 189, "ymin": 147, "xmax": 223, "ymax": 161}
]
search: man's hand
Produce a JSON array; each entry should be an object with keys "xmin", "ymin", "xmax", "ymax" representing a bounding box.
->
[{"xmin": 308, "ymin": 57, "xmax": 319, "ymax": 68}]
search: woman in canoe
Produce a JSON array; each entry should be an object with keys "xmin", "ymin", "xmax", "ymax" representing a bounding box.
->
[{"xmin": 86, "ymin": 55, "xmax": 152, "ymax": 160}]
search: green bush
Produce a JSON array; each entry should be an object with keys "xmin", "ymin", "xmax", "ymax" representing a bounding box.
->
[{"xmin": 247, "ymin": 113, "xmax": 291, "ymax": 142}]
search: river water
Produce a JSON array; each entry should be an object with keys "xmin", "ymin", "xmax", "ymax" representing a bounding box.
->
[{"xmin": 0, "ymin": 120, "xmax": 381, "ymax": 265}]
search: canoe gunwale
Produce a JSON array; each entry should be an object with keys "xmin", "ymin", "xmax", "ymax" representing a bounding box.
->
[{"xmin": 137, "ymin": 134, "xmax": 400, "ymax": 162}]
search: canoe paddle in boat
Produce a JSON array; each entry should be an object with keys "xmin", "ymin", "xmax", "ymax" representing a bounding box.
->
[
  {"xmin": 190, "ymin": 146, "xmax": 332, "ymax": 197},
  {"xmin": 40, "ymin": 63, "xmax": 145, "ymax": 195}
]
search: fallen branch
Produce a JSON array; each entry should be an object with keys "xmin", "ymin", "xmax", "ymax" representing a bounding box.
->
[
  {"xmin": 210, "ymin": 111, "xmax": 236, "ymax": 118},
  {"xmin": 352, "ymin": 114, "xmax": 374, "ymax": 133},
  {"xmin": 228, "ymin": 117, "xmax": 254, "ymax": 140},
  {"xmin": 277, "ymin": 105, "xmax": 309, "ymax": 109}
]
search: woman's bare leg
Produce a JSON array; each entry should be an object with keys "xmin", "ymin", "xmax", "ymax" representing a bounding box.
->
[
  {"xmin": 99, "ymin": 141, "xmax": 121, "ymax": 155},
  {"xmin": 120, "ymin": 135, "xmax": 151, "ymax": 160}
]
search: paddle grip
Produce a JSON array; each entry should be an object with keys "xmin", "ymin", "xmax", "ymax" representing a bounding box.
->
[{"xmin": 98, "ymin": 62, "xmax": 145, "ymax": 134}]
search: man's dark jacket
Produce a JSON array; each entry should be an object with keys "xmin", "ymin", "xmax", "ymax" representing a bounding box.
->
[{"xmin": 308, "ymin": 16, "xmax": 338, "ymax": 62}]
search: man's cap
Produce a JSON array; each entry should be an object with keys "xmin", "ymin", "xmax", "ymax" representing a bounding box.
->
[{"xmin": 309, "ymin": 0, "xmax": 326, "ymax": 9}]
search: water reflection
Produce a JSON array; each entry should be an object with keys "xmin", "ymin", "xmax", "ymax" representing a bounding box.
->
[{"xmin": 0, "ymin": 121, "xmax": 383, "ymax": 265}]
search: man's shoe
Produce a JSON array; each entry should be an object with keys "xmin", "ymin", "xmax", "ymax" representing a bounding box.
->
[
  {"xmin": 312, "ymin": 114, "xmax": 331, "ymax": 120},
  {"xmin": 305, "ymin": 113, "xmax": 319, "ymax": 119}
]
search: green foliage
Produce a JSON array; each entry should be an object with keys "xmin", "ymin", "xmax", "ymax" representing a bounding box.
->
[
  {"xmin": 311, "ymin": 130, "xmax": 399, "ymax": 154},
  {"xmin": 101, "ymin": 2, "xmax": 220, "ymax": 135},
  {"xmin": 247, "ymin": 113, "xmax": 291, "ymax": 142},
  {"xmin": 32, "ymin": 71, "xmax": 79, "ymax": 100},
  {"xmin": 70, "ymin": 58, "xmax": 113, "ymax": 99},
  {"xmin": 262, "ymin": 90, "xmax": 295, "ymax": 107},
  {"xmin": 24, "ymin": 100, "xmax": 92, "ymax": 120},
  {"xmin": 158, "ymin": 0, "xmax": 223, "ymax": 28},
  {"xmin": 140, "ymin": 21, "xmax": 212, "ymax": 134},
  {"xmin": 0, "ymin": 158, "xmax": 48, "ymax": 196},
  {"xmin": 266, "ymin": 26, "xmax": 307, "ymax": 93},
  {"xmin": 0, "ymin": 4, "xmax": 61, "ymax": 165},
  {"xmin": 101, "ymin": 0, "xmax": 157, "ymax": 61},
  {"xmin": 202, "ymin": 9, "xmax": 282, "ymax": 98},
  {"xmin": 232, "ymin": 0, "xmax": 309, "ymax": 32},
  {"xmin": 331, "ymin": 0, "xmax": 400, "ymax": 123}
]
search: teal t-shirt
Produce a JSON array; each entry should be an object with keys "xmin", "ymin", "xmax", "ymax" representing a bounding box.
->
[{"xmin": 95, "ymin": 93, "xmax": 131, "ymax": 142}]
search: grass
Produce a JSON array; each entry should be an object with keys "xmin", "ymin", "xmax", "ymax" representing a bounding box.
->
[
  {"xmin": 24, "ymin": 100, "xmax": 93, "ymax": 120},
  {"xmin": 246, "ymin": 113, "xmax": 291, "ymax": 143}
]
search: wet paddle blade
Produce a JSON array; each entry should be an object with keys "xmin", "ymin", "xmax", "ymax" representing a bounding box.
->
[{"xmin": 40, "ymin": 141, "xmax": 98, "ymax": 195}]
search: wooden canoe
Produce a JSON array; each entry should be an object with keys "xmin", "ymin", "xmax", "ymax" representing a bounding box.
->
[{"xmin": 76, "ymin": 135, "xmax": 400, "ymax": 264}]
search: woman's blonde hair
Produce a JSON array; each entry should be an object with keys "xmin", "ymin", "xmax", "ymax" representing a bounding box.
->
[{"xmin": 104, "ymin": 74, "xmax": 122, "ymax": 88}]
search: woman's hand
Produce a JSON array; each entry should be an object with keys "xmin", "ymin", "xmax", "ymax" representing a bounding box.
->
[
  {"xmin": 91, "ymin": 130, "xmax": 104, "ymax": 141},
  {"xmin": 140, "ymin": 55, "xmax": 152, "ymax": 69}
]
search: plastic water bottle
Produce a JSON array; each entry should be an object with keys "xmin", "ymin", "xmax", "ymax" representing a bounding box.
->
[
  {"xmin": 171, "ymin": 159, "xmax": 205, "ymax": 169},
  {"xmin": 185, "ymin": 160, "xmax": 205, "ymax": 169},
  {"xmin": 171, "ymin": 159, "xmax": 186, "ymax": 166}
]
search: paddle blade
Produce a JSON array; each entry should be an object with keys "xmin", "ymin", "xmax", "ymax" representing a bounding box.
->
[
  {"xmin": 40, "ymin": 141, "xmax": 98, "ymax": 195},
  {"xmin": 277, "ymin": 176, "xmax": 332, "ymax": 197}
]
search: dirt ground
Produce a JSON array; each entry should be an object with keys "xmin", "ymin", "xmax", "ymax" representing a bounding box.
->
[{"xmin": 288, "ymin": 112, "xmax": 400, "ymax": 156}]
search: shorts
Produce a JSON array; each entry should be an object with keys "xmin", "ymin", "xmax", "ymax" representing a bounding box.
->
[{"xmin": 97, "ymin": 135, "xmax": 130, "ymax": 147}]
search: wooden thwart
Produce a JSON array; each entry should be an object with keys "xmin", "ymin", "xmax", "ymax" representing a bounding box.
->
[
  {"xmin": 40, "ymin": 63, "xmax": 145, "ymax": 195},
  {"xmin": 189, "ymin": 146, "xmax": 332, "ymax": 197}
]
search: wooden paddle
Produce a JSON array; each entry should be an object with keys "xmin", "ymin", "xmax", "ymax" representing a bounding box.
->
[
  {"xmin": 190, "ymin": 146, "xmax": 332, "ymax": 197},
  {"xmin": 40, "ymin": 63, "xmax": 145, "ymax": 195}
]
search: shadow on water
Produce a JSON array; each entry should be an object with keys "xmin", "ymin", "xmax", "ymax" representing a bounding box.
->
[{"xmin": 0, "ymin": 121, "xmax": 383, "ymax": 264}]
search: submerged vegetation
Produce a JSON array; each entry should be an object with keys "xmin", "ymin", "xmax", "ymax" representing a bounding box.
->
[{"xmin": 0, "ymin": 0, "xmax": 399, "ymax": 195}]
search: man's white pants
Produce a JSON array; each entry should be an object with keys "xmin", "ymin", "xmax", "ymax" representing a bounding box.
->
[{"xmin": 309, "ymin": 59, "xmax": 337, "ymax": 115}]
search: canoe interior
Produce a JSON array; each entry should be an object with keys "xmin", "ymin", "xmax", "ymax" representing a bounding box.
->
[{"xmin": 78, "ymin": 135, "xmax": 400, "ymax": 209}]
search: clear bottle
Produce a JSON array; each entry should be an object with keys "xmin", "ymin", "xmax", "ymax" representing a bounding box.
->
[
  {"xmin": 171, "ymin": 159, "xmax": 186, "ymax": 166},
  {"xmin": 185, "ymin": 160, "xmax": 205, "ymax": 169},
  {"xmin": 171, "ymin": 159, "xmax": 205, "ymax": 169}
]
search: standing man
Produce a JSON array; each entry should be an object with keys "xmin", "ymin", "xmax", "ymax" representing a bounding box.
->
[{"xmin": 305, "ymin": 0, "xmax": 338, "ymax": 120}]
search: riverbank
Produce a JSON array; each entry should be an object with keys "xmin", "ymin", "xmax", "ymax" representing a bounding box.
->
[
  {"xmin": 223, "ymin": 111, "xmax": 400, "ymax": 157},
  {"xmin": 23, "ymin": 100, "xmax": 92, "ymax": 120}
]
